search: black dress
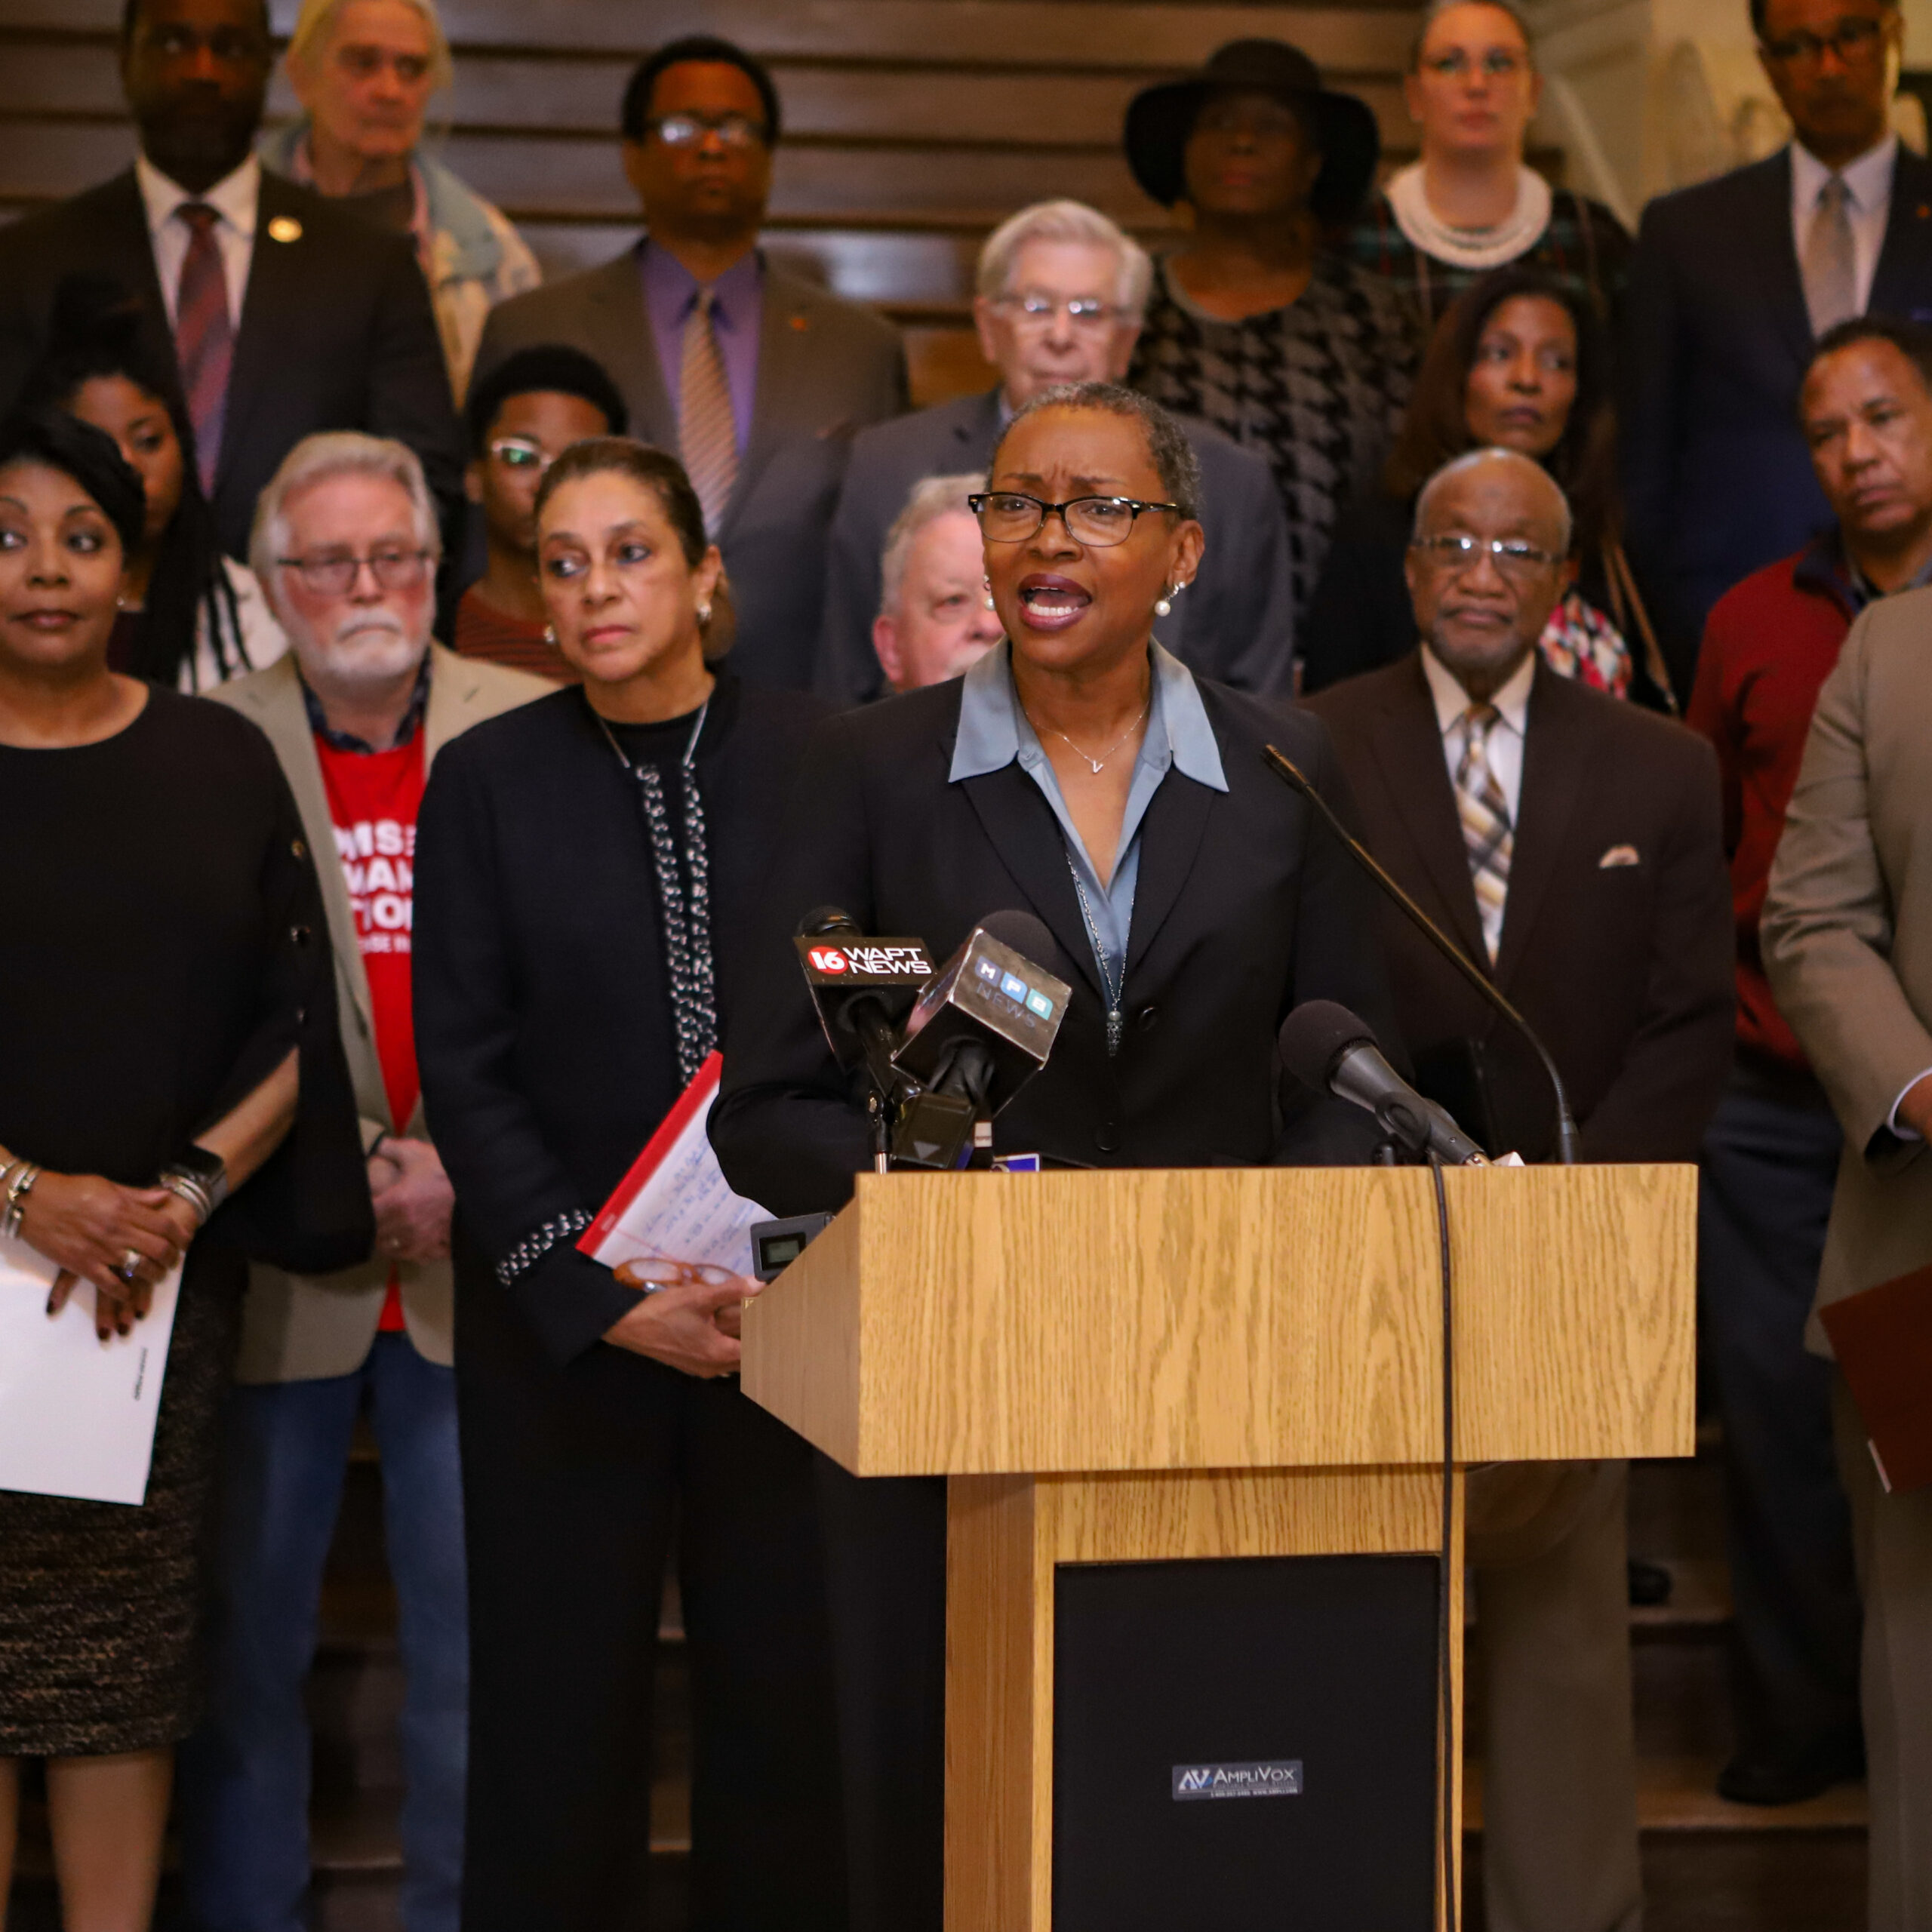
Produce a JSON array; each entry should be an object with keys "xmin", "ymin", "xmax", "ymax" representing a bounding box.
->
[
  {"xmin": 412, "ymin": 675, "xmax": 845, "ymax": 1932},
  {"xmin": 0, "ymin": 688, "xmax": 368, "ymax": 1756}
]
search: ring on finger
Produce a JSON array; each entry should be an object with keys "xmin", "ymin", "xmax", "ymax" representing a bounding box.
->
[{"xmin": 117, "ymin": 1248, "xmax": 143, "ymax": 1283}]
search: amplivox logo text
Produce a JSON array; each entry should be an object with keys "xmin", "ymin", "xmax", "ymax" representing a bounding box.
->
[{"xmin": 1172, "ymin": 1760, "xmax": 1303, "ymax": 1801}]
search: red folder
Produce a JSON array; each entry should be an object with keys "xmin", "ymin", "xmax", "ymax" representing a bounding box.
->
[{"xmin": 1820, "ymin": 1259, "xmax": 1932, "ymax": 1494}]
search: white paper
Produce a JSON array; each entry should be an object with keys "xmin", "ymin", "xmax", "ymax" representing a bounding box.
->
[
  {"xmin": 0, "ymin": 1234, "xmax": 181, "ymax": 1506},
  {"xmin": 580, "ymin": 1052, "xmax": 771, "ymax": 1279}
]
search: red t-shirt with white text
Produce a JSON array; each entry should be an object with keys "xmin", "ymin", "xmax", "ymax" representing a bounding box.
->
[{"xmin": 316, "ymin": 734, "xmax": 426, "ymax": 1327}]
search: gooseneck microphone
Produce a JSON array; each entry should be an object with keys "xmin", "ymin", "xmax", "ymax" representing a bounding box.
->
[
  {"xmin": 1263, "ymin": 746, "xmax": 1581, "ymax": 1164},
  {"xmin": 1280, "ymin": 1001, "xmax": 1489, "ymax": 1166}
]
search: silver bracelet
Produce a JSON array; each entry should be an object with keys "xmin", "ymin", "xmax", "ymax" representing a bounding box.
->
[
  {"xmin": 2, "ymin": 1161, "xmax": 40, "ymax": 1242},
  {"xmin": 496, "ymin": 1210, "xmax": 593, "ymax": 1288},
  {"xmin": 158, "ymin": 1172, "xmax": 214, "ymax": 1229}
]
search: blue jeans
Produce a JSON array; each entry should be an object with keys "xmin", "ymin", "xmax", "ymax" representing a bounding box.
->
[{"xmin": 180, "ymin": 1332, "xmax": 468, "ymax": 1932}]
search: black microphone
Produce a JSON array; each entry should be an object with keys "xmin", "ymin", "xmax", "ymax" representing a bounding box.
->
[
  {"xmin": 890, "ymin": 909, "xmax": 1072, "ymax": 1168},
  {"xmin": 1280, "ymin": 1001, "xmax": 1488, "ymax": 1167},
  {"xmin": 793, "ymin": 906, "xmax": 935, "ymax": 1104},
  {"xmin": 1263, "ymin": 746, "xmax": 1581, "ymax": 1164}
]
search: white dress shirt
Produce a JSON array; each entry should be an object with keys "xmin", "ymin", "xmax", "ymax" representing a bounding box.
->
[
  {"xmin": 1789, "ymin": 134, "xmax": 1897, "ymax": 319},
  {"xmin": 137, "ymin": 152, "xmax": 260, "ymax": 330},
  {"xmin": 1420, "ymin": 643, "xmax": 1535, "ymax": 823}
]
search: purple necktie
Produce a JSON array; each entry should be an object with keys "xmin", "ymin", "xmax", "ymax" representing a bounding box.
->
[{"xmin": 174, "ymin": 202, "xmax": 234, "ymax": 496}]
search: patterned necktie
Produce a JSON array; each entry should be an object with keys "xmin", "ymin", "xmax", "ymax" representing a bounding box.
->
[
  {"xmin": 174, "ymin": 202, "xmax": 234, "ymax": 497},
  {"xmin": 1803, "ymin": 174, "xmax": 1858, "ymax": 340},
  {"xmin": 678, "ymin": 288, "xmax": 737, "ymax": 537},
  {"xmin": 1455, "ymin": 703, "xmax": 1513, "ymax": 965}
]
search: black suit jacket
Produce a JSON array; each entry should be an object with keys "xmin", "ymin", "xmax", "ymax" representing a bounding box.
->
[
  {"xmin": 814, "ymin": 386, "xmax": 1299, "ymax": 703},
  {"xmin": 1621, "ymin": 143, "xmax": 1932, "ymax": 683},
  {"xmin": 709, "ymin": 667, "xmax": 1398, "ymax": 1216},
  {"xmin": 0, "ymin": 168, "xmax": 463, "ymax": 560},
  {"xmin": 1305, "ymin": 654, "xmax": 1734, "ymax": 1162},
  {"xmin": 474, "ymin": 249, "xmax": 909, "ymax": 691}
]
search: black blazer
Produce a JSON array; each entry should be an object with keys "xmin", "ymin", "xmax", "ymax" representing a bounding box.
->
[
  {"xmin": 413, "ymin": 675, "xmax": 823, "ymax": 1371},
  {"xmin": 0, "ymin": 168, "xmax": 464, "ymax": 560},
  {"xmin": 1304, "ymin": 654, "xmax": 1734, "ymax": 1162},
  {"xmin": 709, "ymin": 666, "xmax": 1398, "ymax": 1216},
  {"xmin": 1621, "ymin": 144, "xmax": 1932, "ymax": 682},
  {"xmin": 814, "ymin": 386, "xmax": 1299, "ymax": 703}
]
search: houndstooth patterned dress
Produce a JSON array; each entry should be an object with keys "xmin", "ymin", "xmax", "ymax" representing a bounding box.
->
[{"xmin": 1129, "ymin": 252, "xmax": 1421, "ymax": 630}]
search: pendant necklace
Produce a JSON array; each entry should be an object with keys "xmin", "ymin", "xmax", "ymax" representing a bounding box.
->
[{"xmin": 1034, "ymin": 697, "xmax": 1150, "ymax": 776}]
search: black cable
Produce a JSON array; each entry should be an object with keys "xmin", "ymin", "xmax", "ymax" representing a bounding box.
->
[{"xmin": 1429, "ymin": 1151, "xmax": 1460, "ymax": 1930}]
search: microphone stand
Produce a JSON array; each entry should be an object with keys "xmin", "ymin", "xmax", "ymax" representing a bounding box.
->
[{"xmin": 1265, "ymin": 746, "xmax": 1581, "ymax": 1165}]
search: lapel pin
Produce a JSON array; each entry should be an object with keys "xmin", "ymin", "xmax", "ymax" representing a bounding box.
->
[
  {"xmin": 1918, "ymin": 204, "xmax": 1930, "ymax": 220},
  {"xmin": 267, "ymin": 215, "xmax": 303, "ymax": 243},
  {"xmin": 789, "ymin": 312, "xmax": 809, "ymax": 331}
]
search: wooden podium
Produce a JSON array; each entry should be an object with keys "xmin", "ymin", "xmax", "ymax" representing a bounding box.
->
[{"xmin": 741, "ymin": 1164, "xmax": 1695, "ymax": 1930}]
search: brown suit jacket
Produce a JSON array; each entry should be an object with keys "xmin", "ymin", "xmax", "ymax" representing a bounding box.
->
[
  {"xmin": 1763, "ymin": 585, "xmax": 1932, "ymax": 1348},
  {"xmin": 210, "ymin": 643, "xmax": 550, "ymax": 1379},
  {"xmin": 1304, "ymin": 652, "xmax": 1734, "ymax": 1163}
]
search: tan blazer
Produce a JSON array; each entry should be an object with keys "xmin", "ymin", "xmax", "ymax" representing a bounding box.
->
[
  {"xmin": 1764, "ymin": 585, "xmax": 1932, "ymax": 1350},
  {"xmin": 210, "ymin": 643, "xmax": 551, "ymax": 1380}
]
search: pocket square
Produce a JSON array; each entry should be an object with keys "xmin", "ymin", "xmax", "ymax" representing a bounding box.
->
[{"xmin": 1598, "ymin": 844, "xmax": 1641, "ymax": 869}]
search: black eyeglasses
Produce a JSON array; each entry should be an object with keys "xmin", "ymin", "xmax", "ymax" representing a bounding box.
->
[
  {"xmin": 1410, "ymin": 533, "xmax": 1563, "ymax": 578},
  {"xmin": 1760, "ymin": 14, "xmax": 1887, "ymax": 63},
  {"xmin": 969, "ymin": 491, "xmax": 1182, "ymax": 547},
  {"xmin": 276, "ymin": 547, "xmax": 435, "ymax": 595},
  {"xmin": 645, "ymin": 112, "xmax": 768, "ymax": 150}
]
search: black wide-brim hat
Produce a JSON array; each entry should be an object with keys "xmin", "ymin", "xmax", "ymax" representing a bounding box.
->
[{"xmin": 1124, "ymin": 38, "xmax": 1382, "ymax": 223}]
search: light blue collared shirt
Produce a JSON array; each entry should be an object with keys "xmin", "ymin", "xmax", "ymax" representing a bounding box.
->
[{"xmin": 949, "ymin": 641, "xmax": 1227, "ymax": 1008}]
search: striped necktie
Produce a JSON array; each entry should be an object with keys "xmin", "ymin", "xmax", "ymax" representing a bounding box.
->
[
  {"xmin": 174, "ymin": 202, "xmax": 234, "ymax": 497},
  {"xmin": 678, "ymin": 287, "xmax": 737, "ymax": 537},
  {"xmin": 1455, "ymin": 702, "xmax": 1513, "ymax": 964}
]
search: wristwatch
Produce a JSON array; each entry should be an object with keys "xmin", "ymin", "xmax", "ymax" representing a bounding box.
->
[{"xmin": 158, "ymin": 1145, "xmax": 230, "ymax": 1226}]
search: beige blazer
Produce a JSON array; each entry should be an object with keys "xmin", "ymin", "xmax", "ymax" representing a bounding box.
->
[
  {"xmin": 1763, "ymin": 585, "xmax": 1932, "ymax": 1351},
  {"xmin": 210, "ymin": 644, "xmax": 552, "ymax": 1380}
]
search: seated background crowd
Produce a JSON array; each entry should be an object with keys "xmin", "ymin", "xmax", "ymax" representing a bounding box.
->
[{"xmin": 4, "ymin": 0, "xmax": 1932, "ymax": 1927}]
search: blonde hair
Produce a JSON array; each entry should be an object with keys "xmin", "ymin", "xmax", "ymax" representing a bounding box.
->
[{"xmin": 286, "ymin": 0, "xmax": 454, "ymax": 92}]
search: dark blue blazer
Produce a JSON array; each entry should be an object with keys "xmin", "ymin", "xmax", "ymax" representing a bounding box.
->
[{"xmin": 1620, "ymin": 143, "xmax": 1932, "ymax": 683}]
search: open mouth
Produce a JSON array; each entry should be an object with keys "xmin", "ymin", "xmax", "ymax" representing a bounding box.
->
[{"xmin": 1017, "ymin": 575, "xmax": 1092, "ymax": 631}]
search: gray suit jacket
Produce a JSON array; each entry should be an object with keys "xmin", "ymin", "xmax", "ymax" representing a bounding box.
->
[
  {"xmin": 472, "ymin": 246, "xmax": 908, "ymax": 691},
  {"xmin": 1764, "ymin": 585, "xmax": 1932, "ymax": 1350},
  {"xmin": 210, "ymin": 644, "xmax": 551, "ymax": 1379},
  {"xmin": 814, "ymin": 386, "xmax": 1297, "ymax": 705}
]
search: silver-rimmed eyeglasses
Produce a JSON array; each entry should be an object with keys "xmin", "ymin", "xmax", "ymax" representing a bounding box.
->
[
  {"xmin": 276, "ymin": 548, "xmax": 435, "ymax": 595},
  {"xmin": 992, "ymin": 291, "xmax": 1123, "ymax": 334},
  {"xmin": 1409, "ymin": 534, "xmax": 1563, "ymax": 578},
  {"xmin": 645, "ymin": 111, "xmax": 768, "ymax": 149},
  {"xmin": 969, "ymin": 491, "xmax": 1182, "ymax": 547}
]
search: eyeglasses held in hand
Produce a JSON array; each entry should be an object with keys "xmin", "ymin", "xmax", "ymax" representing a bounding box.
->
[
  {"xmin": 277, "ymin": 548, "xmax": 436, "ymax": 595},
  {"xmin": 1760, "ymin": 14, "xmax": 1887, "ymax": 63},
  {"xmin": 1420, "ymin": 48, "xmax": 1531, "ymax": 78},
  {"xmin": 993, "ymin": 291, "xmax": 1123, "ymax": 334},
  {"xmin": 969, "ymin": 491, "xmax": 1183, "ymax": 548},
  {"xmin": 645, "ymin": 111, "xmax": 768, "ymax": 149},
  {"xmin": 1409, "ymin": 533, "xmax": 1562, "ymax": 577}
]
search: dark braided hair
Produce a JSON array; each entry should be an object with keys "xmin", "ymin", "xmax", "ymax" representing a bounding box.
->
[{"xmin": 21, "ymin": 273, "xmax": 252, "ymax": 689}]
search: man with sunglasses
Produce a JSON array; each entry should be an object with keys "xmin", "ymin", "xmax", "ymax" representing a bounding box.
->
[
  {"xmin": 454, "ymin": 343, "xmax": 628, "ymax": 679},
  {"xmin": 818, "ymin": 197, "xmax": 1295, "ymax": 703},
  {"xmin": 1307, "ymin": 448, "xmax": 1732, "ymax": 1932},
  {"xmin": 472, "ymin": 34, "xmax": 907, "ymax": 691},
  {"xmin": 1623, "ymin": 0, "xmax": 1932, "ymax": 692},
  {"xmin": 183, "ymin": 432, "xmax": 547, "ymax": 1932}
]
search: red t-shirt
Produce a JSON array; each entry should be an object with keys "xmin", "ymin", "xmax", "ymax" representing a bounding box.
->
[{"xmin": 316, "ymin": 733, "xmax": 426, "ymax": 1327}]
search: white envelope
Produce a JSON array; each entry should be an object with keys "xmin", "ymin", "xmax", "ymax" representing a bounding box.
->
[{"xmin": 0, "ymin": 1234, "xmax": 181, "ymax": 1506}]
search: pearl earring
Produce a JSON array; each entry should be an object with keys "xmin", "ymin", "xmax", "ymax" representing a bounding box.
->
[
  {"xmin": 697, "ymin": 601, "xmax": 712, "ymax": 626},
  {"xmin": 543, "ymin": 623, "xmax": 557, "ymax": 647},
  {"xmin": 982, "ymin": 577, "xmax": 995, "ymax": 612},
  {"xmin": 1153, "ymin": 584, "xmax": 1176, "ymax": 617}
]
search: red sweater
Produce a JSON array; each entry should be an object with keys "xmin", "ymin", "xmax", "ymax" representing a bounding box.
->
[{"xmin": 1687, "ymin": 541, "xmax": 1856, "ymax": 1071}]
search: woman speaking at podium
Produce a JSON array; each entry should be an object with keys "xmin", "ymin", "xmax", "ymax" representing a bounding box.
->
[{"xmin": 712, "ymin": 382, "xmax": 1398, "ymax": 1932}]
